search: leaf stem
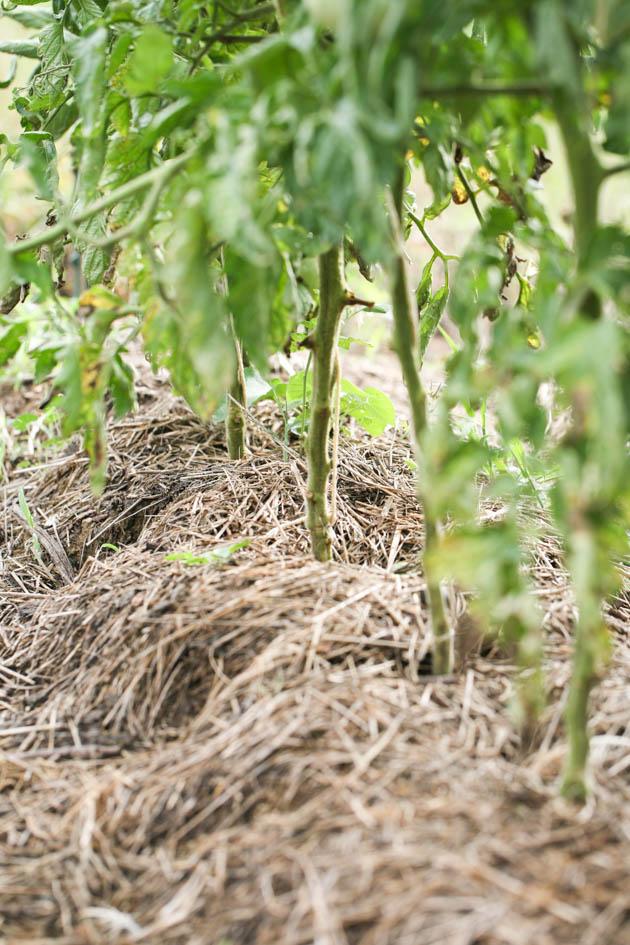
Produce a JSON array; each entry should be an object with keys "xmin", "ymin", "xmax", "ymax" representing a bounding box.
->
[
  {"xmin": 554, "ymin": 85, "xmax": 610, "ymax": 800},
  {"xmin": 602, "ymin": 159, "xmax": 630, "ymax": 179},
  {"xmin": 456, "ymin": 166, "xmax": 484, "ymax": 226},
  {"xmin": 7, "ymin": 148, "xmax": 198, "ymax": 258},
  {"xmin": 330, "ymin": 349, "xmax": 341, "ymax": 525},
  {"xmin": 300, "ymin": 349, "xmax": 312, "ymax": 442},
  {"xmin": 406, "ymin": 207, "xmax": 456, "ymax": 261}
]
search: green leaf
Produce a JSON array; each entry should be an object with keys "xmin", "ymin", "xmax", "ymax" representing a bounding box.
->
[
  {"xmin": 162, "ymin": 199, "xmax": 234, "ymax": 415},
  {"xmin": 224, "ymin": 249, "xmax": 281, "ymax": 368},
  {"xmin": 38, "ymin": 19, "xmax": 66, "ymax": 86},
  {"xmin": 4, "ymin": 8, "xmax": 54, "ymax": 29},
  {"xmin": 73, "ymin": 0, "xmax": 104, "ymax": 29},
  {"xmin": 416, "ymin": 256, "xmax": 434, "ymax": 311},
  {"xmin": 340, "ymin": 380, "xmax": 396, "ymax": 436},
  {"xmin": 109, "ymin": 32, "xmax": 133, "ymax": 78},
  {"xmin": 0, "ymin": 320, "xmax": 28, "ymax": 366},
  {"xmin": 109, "ymin": 353, "xmax": 136, "ymax": 418},
  {"xmin": 237, "ymin": 32, "xmax": 309, "ymax": 91},
  {"xmin": 337, "ymin": 335, "xmax": 371, "ymax": 350},
  {"xmin": 12, "ymin": 411, "xmax": 39, "ymax": 432},
  {"xmin": 75, "ymin": 213, "xmax": 111, "ymax": 285},
  {"xmin": 0, "ymin": 239, "xmax": 13, "ymax": 297},
  {"xmin": 18, "ymin": 486, "xmax": 43, "ymax": 564},
  {"xmin": 0, "ymin": 40, "xmax": 39, "ymax": 59},
  {"xmin": 70, "ymin": 27, "xmax": 108, "ymax": 137},
  {"xmin": 212, "ymin": 367, "xmax": 271, "ymax": 421},
  {"xmin": 534, "ymin": 0, "xmax": 580, "ymax": 94},
  {"xmin": 53, "ymin": 343, "xmax": 83, "ymax": 431},
  {"xmin": 33, "ymin": 346, "xmax": 61, "ymax": 382},
  {"xmin": 12, "ymin": 250, "xmax": 54, "ymax": 298},
  {"xmin": 420, "ymin": 285, "xmax": 449, "ymax": 358},
  {"xmin": 0, "ymin": 58, "xmax": 17, "ymax": 89},
  {"xmin": 18, "ymin": 487, "xmax": 35, "ymax": 529},
  {"xmin": 124, "ymin": 25, "xmax": 173, "ymax": 97},
  {"xmin": 286, "ymin": 368, "xmax": 312, "ymax": 405},
  {"xmin": 516, "ymin": 274, "xmax": 532, "ymax": 309},
  {"xmin": 604, "ymin": 81, "xmax": 630, "ymax": 155},
  {"xmin": 423, "ymin": 192, "xmax": 451, "ymax": 220},
  {"xmin": 164, "ymin": 551, "xmax": 211, "ymax": 566},
  {"xmin": 19, "ymin": 132, "xmax": 58, "ymax": 200}
]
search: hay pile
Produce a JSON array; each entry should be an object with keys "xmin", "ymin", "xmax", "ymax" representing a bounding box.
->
[{"xmin": 1, "ymin": 380, "xmax": 629, "ymax": 945}]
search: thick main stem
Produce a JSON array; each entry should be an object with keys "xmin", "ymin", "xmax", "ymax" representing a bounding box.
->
[
  {"xmin": 555, "ymin": 97, "xmax": 602, "ymax": 321},
  {"xmin": 226, "ymin": 315, "xmax": 247, "ymax": 460},
  {"xmin": 561, "ymin": 528, "xmax": 608, "ymax": 801},
  {"xmin": 330, "ymin": 350, "xmax": 341, "ymax": 526},
  {"xmin": 555, "ymin": 93, "xmax": 605, "ymax": 800},
  {"xmin": 389, "ymin": 167, "xmax": 451, "ymax": 673},
  {"xmin": 306, "ymin": 244, "xmax": 346, "ymax": 562}
]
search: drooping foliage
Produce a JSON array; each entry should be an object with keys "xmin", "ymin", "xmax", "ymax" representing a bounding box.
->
[{"xmin": 1, "ymin": 0, "xmax": 628, "ymax": 798}]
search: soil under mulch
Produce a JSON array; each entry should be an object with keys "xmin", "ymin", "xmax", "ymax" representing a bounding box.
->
[{"xmin": 1, "ymin": 381, "xmax": 629, "ymax": 945}]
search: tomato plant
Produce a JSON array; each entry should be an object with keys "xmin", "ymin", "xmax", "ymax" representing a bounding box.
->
[{"xmin": 1, "ymin": 0, "xmax": 628, "ymax": 800}]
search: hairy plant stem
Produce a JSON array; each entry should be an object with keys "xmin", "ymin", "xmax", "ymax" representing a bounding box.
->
[
  {"xmin": 330, "ymin": 350, "xmax": 341, "ymax": 525},
  {"xmin": 555, "ymin": 93, "xmax": 607, "ymax": 801},
  {"xmin": 389, "ymin": 167, "xmax": 451, "ymax": 673},
  {"xmin": 306, "ymin": 244, "xmax": 346, "ymax": 562},
  {"xmin": 226, "ymin": 315, "xmax": 247, "ymax": 460},
  {"xmin": 8, "ymin": 148, "xmax": 197, "ymax": 257},
  {"xmin": 561, "ymin": 528, "xmax": 608, "ymax": 801}
]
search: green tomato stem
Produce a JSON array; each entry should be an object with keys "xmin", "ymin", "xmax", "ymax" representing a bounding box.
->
[
  {"xmin": 305, "ymin": 243, "xmax": 346, "ymax": 562},
  {"xmin": 391, "ymin": 165, "xmax": 451, "ymax": 674},
  {"xmin": 226, "ymin": 315, "xmax": 247, "ymax": 460}
]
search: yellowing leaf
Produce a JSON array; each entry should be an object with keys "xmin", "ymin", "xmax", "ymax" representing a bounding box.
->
[
  {"xmin": 81, "ymin": 360, "xmax": 101, "ymax": 394},
  {"xmin": 79, "ymin": 285, "xmax": 121, "ymax": 309},
  {"xmin": 451, "ymin": 178, "xmax": 468, "ymax": 204}
]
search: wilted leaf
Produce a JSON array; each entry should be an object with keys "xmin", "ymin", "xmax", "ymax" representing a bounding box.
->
[{"xmin": 79, "ymin": 285, "xmax": 121, "ymax": 310}]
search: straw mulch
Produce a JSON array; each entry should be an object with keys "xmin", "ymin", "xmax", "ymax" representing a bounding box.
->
[{"xmin": 1, "ymin": 382, "xmax": 629, "ymax": 945}]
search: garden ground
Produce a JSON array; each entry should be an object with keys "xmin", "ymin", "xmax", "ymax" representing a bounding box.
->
[{"xmin": 0, "ymin": 357, "xmax": 629, "ymax": 945}]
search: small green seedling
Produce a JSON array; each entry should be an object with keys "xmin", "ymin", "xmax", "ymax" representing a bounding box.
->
[
  {"xmin": 17, "ymin": 487, "xmax": 43, "ymax": 565},
  {"xmin": 165, "ymin": 539, "xmax": 251, "ymax": 566}
]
